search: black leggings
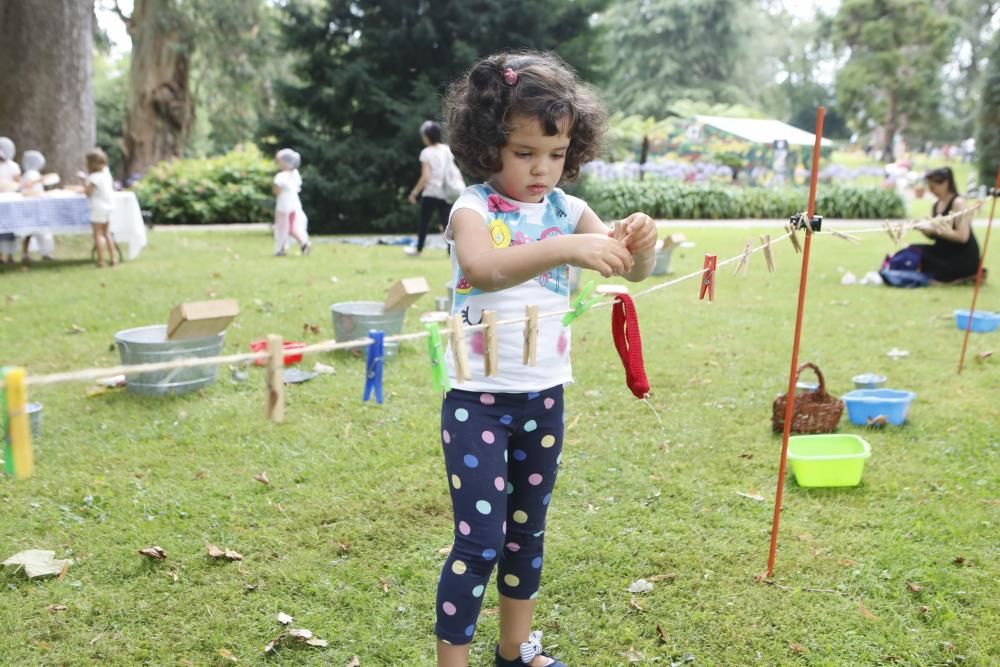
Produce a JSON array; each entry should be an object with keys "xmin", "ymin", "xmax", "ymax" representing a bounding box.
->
[{"xmin": 418, "ymin": 196, "xmax": 450, "ymax": 252}]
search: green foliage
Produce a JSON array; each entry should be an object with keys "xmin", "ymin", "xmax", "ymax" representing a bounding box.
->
[
  {"xmin": 264, "ymin": 0, "xmax": 609, "ymax": 235},
  {"xmin": 831, "ymin": 0, "xmax": 957, "ymax": 152},
  {"xmin": 93, "ymin": 53, "xmax": 128, "ymax": 179},
  {"xmin": 132, "ymin": 145, "xmax": 273, "ymax": 224},
  {"xmin": 576, "ymin": 178, "xmax": 905, "ymax": 220},
  {"xmin": 976, "ymin": 31, "xmax": 1000, "ymax": 188}
]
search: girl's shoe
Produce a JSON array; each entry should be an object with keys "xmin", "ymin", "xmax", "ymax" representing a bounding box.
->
[
  {"xmin": 300, "ymin": 242, "xmax": 311, "ymax": 256},
  {"xmin": 495, "ymin": 631, "xmax": 566, "ymax": 667},
  {"xmin": 403, "ymin": 246, "xmax": 420, "ymax": 256}
]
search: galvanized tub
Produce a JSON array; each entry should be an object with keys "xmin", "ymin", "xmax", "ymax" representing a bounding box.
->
[
  {"xmin": 115, "ymin": 325, "xmax": 224, "ymax": 396},
  {"xmin": 331, "ymin": 301, "xmax": 407, "ymax": 355},
  {"xmin": 26, "ymin": 402, "xmax": 41, "ymax": 438}
]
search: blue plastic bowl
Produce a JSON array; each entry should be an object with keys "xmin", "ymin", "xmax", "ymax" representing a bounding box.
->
[
  {"xmin": 954, "ymin": 309, "xmax": 1000, "ymax": 333},
  {"xmin": 842, "ymin": 389, "xmax": 916, "ymax": 426}
]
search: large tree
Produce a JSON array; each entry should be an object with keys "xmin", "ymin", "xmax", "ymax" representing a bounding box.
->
[
  {"xmin": 976, "ymin": 31, "xmax": 1000, "ymax": 188},
  {"xmin": 599, "ymin": 0, "xmax": 771, "ymax": 118},
  {"xmin": 0, "ymin": 0, "xmax": 94, "ymax": 181},
  {"xmin": 268, "ymin": 0, "xmax": 608, "ymax": 234},
  {"xmin": 108, "ymin": 0, "xmax": 275, "ymax": 177},
  {"xmin": 832, "ymin": 0, "xmax": 956, "ymax": 161}
]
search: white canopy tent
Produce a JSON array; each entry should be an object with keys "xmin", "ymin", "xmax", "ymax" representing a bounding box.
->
[{"xmin": 695, "ymin": 115, "xmax": 833, "ymax": 147}]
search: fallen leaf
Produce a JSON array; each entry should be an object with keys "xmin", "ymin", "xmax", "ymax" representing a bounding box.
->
[
  {"xmin": 338, "ymin": 542, "xmax": 351, "ymax": 554},
  {"xmin": 380, "ymin": 577, "xmax": 391, "ymax": 593},
  {"xmin": 276, "ymin": 612, "xmax": 293, "ymax": 626},
  {"xmin": 952, "ymin": 556, "xmax": 968, "ymax": 566},
  {"xmin": 306, "ymin": 638, "xmax": 328, "ymax": 648},
  {"xmin": 2, "ymin": 550, "xmax": 74, "ymax": 579},
  {"xmin": 918, "ymin": 605, "xmax": 930, "ymax": 615},
  {"xmin": 137, "ymin": 546, "xmax": 167, "ymax": 560},
  {"xmin": 47, "ymin": 604, "xmax": 67, "ymax": 613},
  {"xmin": 480, "ymin": 606, "xmax": 499, "ymax": 617},
  {"xmin": 789, "ymin": 642, "xmax": 807, "ymax": 654},
  {"xmin": 224, "ymin": 549, "xmax": 243, "ymax": 561},
  {"xmin": 166, "ymin": 570, "xmax": 178, "ymax": 583},
  {"xmin": 287, "ymin": 628, "xmax": 313, "ymax": 640},
  {"xmin": 736, "ymin": 491, "xmax": 764, "ymax": 502},
  {"xmin": 254, "ymin": 472, "xmax": 269, "ymax": 485},
  {"xmin": 975, "ymin": 351, "xmax": 992, "ymax": 363},
  {"xmin": 629, "ymin": 596, "xmax": 644, "ymax": 612},
  {"xmin": 649, "ymin": 573, "xmax": 676, "ymax": 582},
  {"xmin": 66, "ymin": 323, "xmax": 86, "ymax": 334},
  {"xmin": 859, "ymin": 599, "xmax": 879, "ymax": 621},
  {"xmin": 313, "ymin": 362, "xmax": 336, "ymax": 375},
  {"xmin": 656, "ymin": 624, "xmax": 668, "ymax": 643},
  {"xmin": 194, "ymin": 470, "xmax": 208, "ymax": 479},
  {"xmin": 797, "ymin": 533, "xmax": 815, "ymax": 542},
  {"xmin": 207, "ymin": 544, "xmax": 225, "ymax": 558},
  {"xmin": 627, "ymin": 578, "xmax": 654, "ymax": 594},
  {"xmin": 906, "ymin": 582, "xmax": 923, "ymax": 593},
  {"xmin": 437, "ymin": 546, "xmax": 452, "ymax": 557},
  {"xmin": 245, "ymin": 584, "xmax": 257, "ymax": 593},
  {"xmin": 345, "ymin": 657, "xmax": 360, "ymax": 667},
  {"xmin": 303, "ymin": 323, "xmax": 321, "ymax": 335},
  {"xmin": 205, "ymin": 289, "xmax": 218, "ymax": 298},
  {"xmin": 738, "ymin": 452, "xmax": 753, "ymax": 459},
  {"xmin": 217, "ymin": 648, "xmax": 238, "ymax": 662}
]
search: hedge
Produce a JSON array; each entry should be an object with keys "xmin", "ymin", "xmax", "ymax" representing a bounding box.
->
[
  {"xmin": 573, "ymin": 179, "xmax": 905, "ymax": 220},
  {"xmin": 132, "ymin": 144, "xmax": 273, "ymax": 225}
]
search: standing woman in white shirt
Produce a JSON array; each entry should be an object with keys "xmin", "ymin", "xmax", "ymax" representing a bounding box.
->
[
  {"xmin": 0, "ymin": 137, "xmax": 20, "ymax": 264},
  {"xmin": 406, "ymin": 120, "xmax": 453, "ymax": 256},
  {"xmin": 83, "ymin": 148, "xmax": 116, "ymax": 267},
  {"xmin": 272, "ymin": 148, "xmax": 310, "ymax": 257}
]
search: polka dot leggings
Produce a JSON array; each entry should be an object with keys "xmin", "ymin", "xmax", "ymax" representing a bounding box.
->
[{"xmin": 435, "ymin": 385, "xmax": 564, "ymax": 645}]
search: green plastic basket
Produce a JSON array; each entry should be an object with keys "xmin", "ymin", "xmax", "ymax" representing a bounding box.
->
[{"xmin": 787, "ymin": 434, "xmax": 871, "ymax": 487}]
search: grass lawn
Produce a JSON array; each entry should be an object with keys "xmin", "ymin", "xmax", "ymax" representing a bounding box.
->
[{"xmin": 1, "ymin": 227, "xmax": 997, "ymax": 666}]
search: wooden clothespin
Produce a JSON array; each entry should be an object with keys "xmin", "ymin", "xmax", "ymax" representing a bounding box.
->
[
  {"xmin": 266, "ymin": 334, "xmax": 285, "ymax": 423},
  {"xmin": 785, "ymin": 223, "xmax": 802, "ymax": 253},
  {"xmin": 523, "ymin": 304, "xmax": 538, "ymax": 367},
  {"xmin": 2, "ymin": 367, "xmax": 33, "ymax": 479},
  {"xmin": 760, "ymin": 235, "xmax": 775, "ymax": 273},
  {"xmin": 426, "ymin": 322, "xmax": 450, "ymax": 392},
  {"xmin": 699, "ymin": 254, "xmax": 717, "ymax": 302},
  {"xmin": 830, "ymin": 230, "xmax": 860, "ymax": 244},
  {"xmin": 482, "ymin": 309, "xmax": 498, "ymax": 377},
  {"xmin": 450, "ymin": 316, "xmax": 471, "ymax": 383},
  {"xmin": 894, "ymin": 221, "xmax": 906, "ymax": 243},
  {"xmin": 733, "ymin": 239, "xmax": 753, "ymax": 276},
  {"xmin": 363, "ymin": 330, "xmax": 385, "ymax": 404},
  {"xmin": 883, "ymin": 221, "xmax": 900, "ymax": 247}
]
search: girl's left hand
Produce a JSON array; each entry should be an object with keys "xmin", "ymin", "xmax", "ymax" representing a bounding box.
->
[{"xmin": 611, "ymin": 213, "xmax": 658, "ymax": 255}]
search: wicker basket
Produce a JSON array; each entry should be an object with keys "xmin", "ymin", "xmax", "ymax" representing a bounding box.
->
[{"xmin": 772, "ymin": 363, "xmax": 844, "ymax": 434}]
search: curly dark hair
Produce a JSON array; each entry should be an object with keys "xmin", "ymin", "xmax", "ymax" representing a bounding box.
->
[{"xmin": 444, "ymin": 51, "xmax": 607, "ymax": 183}]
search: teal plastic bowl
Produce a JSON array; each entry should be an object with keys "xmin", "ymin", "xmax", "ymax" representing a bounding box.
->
[{"xmin": 788, "ymin": 434, "xmax": 871, "ymax": 487}]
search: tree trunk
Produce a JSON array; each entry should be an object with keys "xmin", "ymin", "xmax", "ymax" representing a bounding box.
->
[
  {"xmin": 0, "ymin": 0, "xmax": 94, "ymax": 182},
  {"xmin": 881, "ymin": 90, "xmax": 897, "ymax": 163},
  {"xmin": 121, "ymin": 0, "xmax": 194, "ymax": 178}
]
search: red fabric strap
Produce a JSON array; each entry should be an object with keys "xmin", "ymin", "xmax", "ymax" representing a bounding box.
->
[{"xmin": 611, "ymin": 294, "xmax": 650, "ymax": 399}]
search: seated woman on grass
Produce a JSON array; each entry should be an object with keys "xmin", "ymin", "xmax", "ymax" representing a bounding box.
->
[{"xmin": 881, "ymin": 167, "xmax": 981, "ymax": 287}]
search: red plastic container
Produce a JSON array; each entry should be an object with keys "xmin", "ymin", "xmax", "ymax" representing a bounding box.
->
[{"xmin": 250, "ymin": 339, "xmax": 306, "ymax": 366}]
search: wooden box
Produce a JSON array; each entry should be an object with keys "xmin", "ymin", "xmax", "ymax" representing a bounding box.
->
[
  {"xmin": 383, "ymin": 277, "xmax": 429, "ymax": 312},
  {"xmin": 167, "ymin": 299, "xmax": 240, "ymax": 340}
]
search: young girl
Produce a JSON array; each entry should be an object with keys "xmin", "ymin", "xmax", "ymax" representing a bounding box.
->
[
  {"xmin": 435, "ymin": 51, "xmax": 657, "ymax": 667},
  {"xmin": 272, "ymin": 148, "xmax": 310, "ymax": 257},
  {"xmin": 18, "ymin": 150, "xmax": 55, "ymax": 262},
  {"xmin": 0, "ymin": 137, "xmax": 19, "ymax": 264},
  {"xmin": 82, "ymin": 148, "xmax": 117, "ymax": 267},
  {"xmin": 406, "ymin": 120, "xmax": 456, "ymax": 256}
]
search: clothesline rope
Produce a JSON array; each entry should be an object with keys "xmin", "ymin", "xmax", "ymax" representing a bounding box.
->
[{"xmin": 4, "ymin": 203, "xmax": 989, "ymax": 390}]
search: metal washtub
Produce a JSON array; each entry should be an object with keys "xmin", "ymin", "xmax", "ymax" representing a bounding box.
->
[
  {"xmin": 330, "ymin": 302, "xmax": 407, "ymax": 355},
  {"xmin": 114, "ymin": 325, "xmax": 225, "ymax": 396}
]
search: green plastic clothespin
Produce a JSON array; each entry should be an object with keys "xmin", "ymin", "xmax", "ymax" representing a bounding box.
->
[
  {"xmin": 426, "ymin": 323, "xmax": 451, "ymax": 392},
  {"xmin": 561, "ymin": 280, "xmax": 600, "ymax": 326},
  {"xmin": 1, "ymin": 367, "xmax": 13, "ymax": 477}
]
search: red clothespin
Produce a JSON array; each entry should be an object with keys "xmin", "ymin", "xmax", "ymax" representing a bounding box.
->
[
  {"xmin": 611, "ymin": 294, "xmax": 650, "ymax": 399},
  {"xmin": 699, "ymin": 254, "xmax": 717, "ymax": 302}
]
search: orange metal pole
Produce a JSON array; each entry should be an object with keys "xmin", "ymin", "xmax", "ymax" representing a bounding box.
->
[
  {"xmin": 766, "ymin": 107, "xmax": 825, "ymax": 577},
  {"xmin": 957, "ymin": 167, "xmax": 999, "ymax": 374}
]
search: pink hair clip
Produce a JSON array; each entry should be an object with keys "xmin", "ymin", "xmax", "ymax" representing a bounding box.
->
[{"xmin": 503, "ymin": 67, "xmax": 518, "ymax": 85}]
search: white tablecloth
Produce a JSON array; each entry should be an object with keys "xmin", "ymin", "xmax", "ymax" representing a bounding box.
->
[{"xmin": 0, "ymin": 191, "xmax": 147, "ymax": 260}]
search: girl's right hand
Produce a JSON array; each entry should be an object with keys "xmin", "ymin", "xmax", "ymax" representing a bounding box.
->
[{"xmin": 567, "ymin": 234, "xmax": 633, "ymax": 277}]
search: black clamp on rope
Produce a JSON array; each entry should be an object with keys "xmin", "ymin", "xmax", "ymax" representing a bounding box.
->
[{"xmin": 789, "ymin": 212, "xmax": 823, "ymax": 233}]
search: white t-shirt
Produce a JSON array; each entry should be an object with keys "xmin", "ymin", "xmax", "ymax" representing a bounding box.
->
[
  {"xmin": 87, "ymin": 167, "xmax": 115, "ymax": 222},
  {"xmin": 444, "ymin": 184, "xmax": 586, "ymax": 393},
  {"xmin": 274, "ymin": 169, "xmax": 302, "ymax": 212},
  {"xmin": 21, "ymin": 169, "xmax": 43, "ymax": 195},
  {"xmin": 0, "ymin": 160, "xmax": 20, "ymax": 185},
  {"xmin": 419, "ymin": 144, "xmax": 453, "ymax": 201}
]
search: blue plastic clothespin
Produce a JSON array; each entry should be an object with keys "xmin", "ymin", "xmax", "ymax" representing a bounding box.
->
[
  {"xmin": 426, "ymin": 323, "xmax": 451, "ymax": 393},
  {"xmin": 561, "ymin": 280, "xmax": 600, "ymax": 326},
  {"xmin": 363, "ymin": 330, "xmax": 384, "ymax": 404}
]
